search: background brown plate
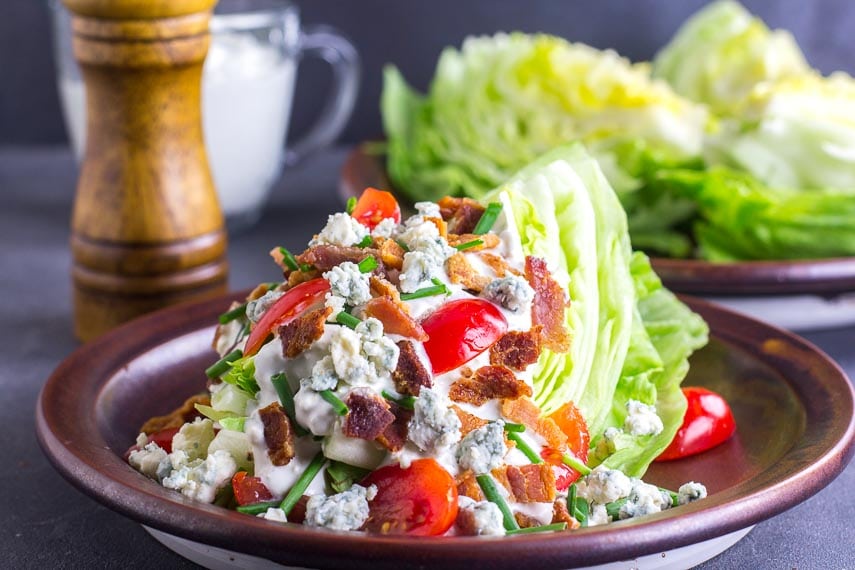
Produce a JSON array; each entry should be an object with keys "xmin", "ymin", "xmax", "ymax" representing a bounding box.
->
[
  {"xmin": 36, "ymin": 290, "xmax": 854, "ymax": 569},
  {"xmin": 340, "ymin": 144, "xmax": 855, "ymax": 297}
]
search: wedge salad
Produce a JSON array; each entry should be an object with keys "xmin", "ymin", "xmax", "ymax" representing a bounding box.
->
[
  {"xmin": 127, "ymin": 145, "xmax": 717, "ymax": 536},
  {"xmin": 382, "ymin": 0, "xmax": 855, "ymax": 262}
]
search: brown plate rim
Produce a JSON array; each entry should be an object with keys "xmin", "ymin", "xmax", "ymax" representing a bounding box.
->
[
  {"xmin": 339, "ymin": 144, "xmax": 855, "ymax": 297},
  {"xmin": 36, "ymin": 292, "xmax": 855, "ymax": 569}
]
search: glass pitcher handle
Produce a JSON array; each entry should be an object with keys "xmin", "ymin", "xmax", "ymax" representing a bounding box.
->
[{"xmin": 284, "ymin": 25, "xmax": 360, "ymax": 166}]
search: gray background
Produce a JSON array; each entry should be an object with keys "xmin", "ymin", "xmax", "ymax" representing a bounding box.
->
[{"xmin": 1, "ymin": 0, "xmax": 853, "ymax": 146}]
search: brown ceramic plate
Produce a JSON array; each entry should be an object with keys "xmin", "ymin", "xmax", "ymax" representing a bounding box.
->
[
  {"xmin": 36, "ymin": 291, "xmax": 854, "ymax": 569},
  {"xmin": 340, "ymin": 144, "xmax": 855, "ymax": 298}
]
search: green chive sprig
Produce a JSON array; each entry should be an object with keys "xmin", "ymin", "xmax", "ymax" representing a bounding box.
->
[
  {"xmin": 236, "ymin": 500, "xmax": 280, "ymax": 515},
  {"xmin": 356, "ymin": 235, "xmax": 373, "ymax": 248},
  {"xmin": 335, "ymin": 311, "xmax": 361, "ymax": 329},
  {"xmin": 502, "ymin": 422, "xmax": 525, "ymax": 433},
  {"xmin": 205, "ymin": 349, "xmax": 243, "ymax": 379},
  {"xmin": 320, "ymin": 389, "xmax": 349, "ymax": 416},
  {"xmin": 454, "ymin": 239, "xmax": 484, "ymax": 251},
  {"xmin": 506, "ymin": 522, "xmax": 567, "ymax": 535},
  {"xmin": 357, "ymin": 256, "xmax": 378, "ymax": 273},
  {"xmin": 278, "ymin": 246, "xmax": 300, "ymax": 271},
  {"xmin": 280, "ymin": 451, "xmax": 327, "ymax": 515},
  {"xmin": 271, "ymin": 373, "xmax": 309, "ymax": 436},
  {"xmin": 472, "ymin": 202, "xmax": 502, "ymax": 234},
  {"xmin": 346, "ymin": 196, "xmax": 357, "ymax": 214},
  {"xmin": 476, "ymin": 474, "xmax": 519, "ymax": 531},
  {"xmin": 395, "ymin": 240, "xmax": 410, "ymax": 252},
  {"xmin": 381, "ymin": 390, "xmax": 416, "ymax": 410},
  {"xmin": 218, "ymin": 303, "xmax": 248, "ymax": 325},
  {"xmin": 567, "ymin": 484, "xmax": 588, "ymax": 526},
  {"xmin": 507, "ymin": 432, "xmax": 543, "ymax": 464},
  {"xmin": 561, "ymin": 453, "xmax": 591, "ymax": 476}
]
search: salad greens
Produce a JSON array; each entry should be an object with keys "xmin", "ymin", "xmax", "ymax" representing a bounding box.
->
[
  {"xmin": 486, "ymin": 144, "xmax": 708, "ymax": 476},
  {"xmin": 382, "ymin": 0, "xmax": 855, "ymax": 262}
]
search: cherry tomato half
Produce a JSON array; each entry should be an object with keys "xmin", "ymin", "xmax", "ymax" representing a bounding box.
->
[
  {"xmin": 244, "ymin": 278, "xmax": 330, "ymax": 356},
  {"xmin": 421, "ymin": 299, "xmax": 508, "ymax": 375},
  {"xmin": 361, "ymin": 459, "xmax": 458, "ymax": 536},
  {"xmin": 655, "ymin": 387, "xmax": 736, "ymax": 462},
  {"xmin": 541, "ymin": 448, "xmax": 582, "ymax": 491},
  {"xmin": 549, "ymin": 401, "xmax": 590, "ymax": 461},
  {"xmin": 350, "ymin": 187, "xmax": 401, "ymax": 230},
  {"xmin": 232, "ymin": 471, "xmax": 274, "ymax": 506},
  {"xmin": 147, "ymin": 427, "xmax": 181, "ymax": 454}
]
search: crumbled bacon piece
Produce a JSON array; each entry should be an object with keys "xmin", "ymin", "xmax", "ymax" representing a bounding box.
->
[
  {"xmin": 515, "ymin": 512, "xmax": 543, "ymax": 529},
  {"xmin": 286, "ymin": 267, "xmax": 320, "ymax": 288},
  {"xmin": 424, "ymin": 216, "xmax": 448, "ymax": 238},
  {"xmin": 479, "ymin": 253, "xmax": 521, "ymax": 278},
  {"xmin": 140, "ymin": 394, "xmax": 210, "ymax": 435},
  {"xmin": 489, "ymin": 329, "xmax": 543, "ymax": 371},
  {"xmin": 288, "ymin": 495, "xmax": 309, "ymax": 524},
  {"xmin": 376, "ymin": 401, "xmax": 413, "ymax": 452},
  {"xmin": 525, "ymin": 256, "xmax": 571, "ymax": 353},
  {"xmin": 296, "ymin": 244, "xmax": 377, "ymax": 272},
  {"xmin": 369, "ymin": 275, "xmax": 403, "ymax": 304},
  {"xmin": 449, "ymin": 365, "xmax": 532, "ymax": 406},
  {"xmin": 392, "ymin": 340, "xmax": 432, "ymax": 395},
  {"xmin": 446, "ymin": 233, "xmax": 500, "ymax": 251},
  {"xmin": 446, "ymin": 253, "xmax": 491, "ymax": 292},
  {"xmin": 455, "ymin": 507, "xmax": 480, "ymax": 536},
  {"xmin": 456, "ymin": 470, "xmax": 483, "ymax": 501},
  {"xmin": 374, "ymin": 238, "xmax": 405, "ymax": 270},
  {"xmin": 552, "ymin": 500, "xmax": 580, "ymax": 529},
  {"xmin": 451, "ymin": 405, "xmax": 488, "ymax": 436},
  {"xmin": 438, "ymin": 196, "xmax": 486, "ymax": 235},
  {"xmin": 278, "ymin": 306, "xmax": 330, "ymax": 358},
  {"xmin": 493, "ymin": 464, "xmax": 556, "ymax": 503},
  {"xmin": 364, "ymin": 297, "xmax": 427, "ymax": 341},
  {"xmin": 247, "ymin": 282, "xmax": 275, "ymax": 302},
  {"xmin": 501, "ymin": 397, "xmax": 567, "ymax": 451},
  {"xmin": 259, "ymin": 402, "xmax": 295, "ymax": 466},
  {"xmin": 343, "ymin": 389, "xmax": 395, "ymax": 440}
]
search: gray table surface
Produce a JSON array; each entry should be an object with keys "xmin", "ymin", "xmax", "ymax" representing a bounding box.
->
[{"xmin": 2, "ymin": 147, "xmax": 853, "ymax": 569}]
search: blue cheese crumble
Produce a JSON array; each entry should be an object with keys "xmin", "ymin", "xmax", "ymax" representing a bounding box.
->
[
  {"xmin": 624, "ymin": 400, "xmax": 664, "ymax": 436},
  {"xmin": 310, "ymin": 212, "xmax": 369, "ymax": 247},
  {"xmin": 128, "ymin": 438, "xmax": 168, "ymax": 480},
  {"xmin": 414, "ymin": 201, "xmax": 441, "ymax": 219},
  {"xmin": 408, "ymin": 387, "xmax": 462, "ymax": 452},
  {"xmin": 399, "ymin": 251, "xmax": 436, "ymax": 293},
  {"xmin": 356, "ymin": 318, "xmax": 399, "ymax": 376},
  {"xmin": 306, "ymin": 355, "xmax": 339, "ymax": 391},
  {"xmin": 481, "ymin": 276, "xmax": 535, "ymax": 313},
  {"xmin": 618, "ymin": 480, "xmax": 672, "ymax": 519},
  {"xmin": 324, "ymin": 262, "xmax": 371, "ymax": 307},
  {"xmin": 161, "ymin": 450, "xmax": 238, "ymax": 503},
  {"xmin": 371, "ymin": 217, "xmax": 398, "ymax": 238},
  {"xmin": 246, "ymin": 290, "xmax": 283, "ymax": 323},
  {"xmin": 458, "ymin": 496, "xmax": 506, "ymax": 536},
  {"xmin": 304, "ymin": 484, "xmax": 378, "ymax": 531},
  {"xmin": 456, "ymin": 421, "xmax": 507, "ymax": 474},
  {"xmin": 577, "ymin": 465, "xmax": 632, "ymax": 504},
  {"xmin": 678, "ymin": 481, "xmax": 708, "ymax": 505}
]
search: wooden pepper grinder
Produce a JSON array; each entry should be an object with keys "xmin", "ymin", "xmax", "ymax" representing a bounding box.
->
[{"xmin": 64, "ymin": 0, "xmax": 228, "ymax": 341}]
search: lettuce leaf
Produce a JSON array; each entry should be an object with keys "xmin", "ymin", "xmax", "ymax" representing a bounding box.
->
[{"xmin": 484, "ymin": 144, "xmax": 707, "ymax": 476}]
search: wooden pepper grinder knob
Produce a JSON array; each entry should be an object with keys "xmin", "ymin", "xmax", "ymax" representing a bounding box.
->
[{"xmin": 64, "ymin": 0, "xmax": 228, "ymax": 341}]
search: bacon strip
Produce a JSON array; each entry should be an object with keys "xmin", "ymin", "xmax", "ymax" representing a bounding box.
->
[
  {"xmin": 525, "ymin": 256, "xmax": 571, "ymax": 353},
  {"xmin": 369, "ymin": 276, "xmax": 403, "ymax": 304},
  {"xmin": 478, "ymin": 253, "xmax": 521, "ymax": 278},
  {"xmin": 392, "ymin": 340, "xmax": 432, "ymax": 395},
  {"xmin": 449, "ymin": 365, "xmax": 532, "ymax": 406},
  {"xmin": 376, "ymin": 401, "xmax": 413, "ymax": 452},
  {"xmin": 374, "ymin": 238, "xmax": 406, "ymax": 270},
  {"xmin": 489, "ymin": 329, "xmax": 543, "ymax": 371},
  {"xmin": 259, "ymin": 402, "xmax": 295, "ymax": 466},
  {"xmin": 140, "ymin": 394, "xmax": 209, "ymax": 435},
  {"xmin": 278, "ymin": 306, "xmax": 330, "ymax": 358},
  {"xmin": 296, "ymin": 245, "xmax": 377, "ymax": 272},
  {"xmin": 447, "ymin": 233, "xmax": 500, "ymax": 251},
  {"xmin": 493, "ymin": 464, "xmax": 556, "ymax": 503},
  {"xmin": 438, "ymin": 196, "xmax": 486, "ymax": 235},
  {"xmin": 552, "ymin": 500, "xmax": 581, "ymax": 529},
  {"xmin": 446, "ymin": 253, "xmax": 491, "ymax": 292},
  {"xmin": 286, "ymin": 267, "xmax": 321, "ymax": 288},
  {"xmin": 363, "ymin": 297, "xmax": 427, "ymax": 341},
  {"xmin": 343, "ymin": 389, "xmax": 395, "ymax": 440},
  {"xmin": 501, "ymin": 397, "xmax": 567, "ymax": 451}
]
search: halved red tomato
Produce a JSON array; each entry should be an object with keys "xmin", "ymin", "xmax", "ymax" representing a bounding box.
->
[
  {"xmin": 350, "ymin": 187, "xmax": 401, "ymax": 230},
  {"xmin": 549, "ymin": 401, "xmax": 590, "ymax": 460},
  {"xmin": 421, "ymin": 299, "xmax": 508, "ymax": 375},
  {"xmin": 232, "ymin": 471, "xmax": 274, "ymax": 506},
  {"xmin": 244, "ymin": 278, "xmax": 330, "ymax": 356},
  {"xmin": 361, "ymin": 459, "xmax": 458, "ymax": 536},
  {"xmin": 147, "ymin": 427, "xmax": 181, "ymax": 454},
  {"xmin": 655, "ymin": 387, "xmax": 736, "ymax": 462}
]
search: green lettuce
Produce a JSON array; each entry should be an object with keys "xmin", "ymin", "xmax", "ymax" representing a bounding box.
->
[
  {"xmin": 652, "ymin": 0, "xmax": 809, "ymax": 116},
  {"xmin": 485, "ymin": 144, "xmax": 708, "ymax": 476}
]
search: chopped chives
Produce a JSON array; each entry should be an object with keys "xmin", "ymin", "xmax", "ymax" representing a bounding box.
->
[
  {"xmin": 205, "ymin": 349, "xmax": 243, "ymax": 379},
  {"xmin": 454, "ymin": 239, "xmax": 484, "ymax": 251},
  {"xmin": 320, "ymin": 389, "xmax": 349, "ymax": 416},
  {"xmin": 381, "ymin": 390, "xmax": 416, "ymax": 410},
  {"xmin": 605, "ymin": 498, "xmax": 627, "ymax": 521},
  {"xmin": 280, "ymin": 451, "xmax": 327, "ymax": 515},
  {"xmin": 472, "ymin": 202, "xmax": 502, "ymax": 234},
  {"xmin": 356, "ymin": 235, "xmax": 373, "ymax": 248},
  {"xmin": 659, "ymin": 487, "xmax": 679, "ymax": 507},
  {"xmin": 357, "ymin": 256, "xmax": 378, "ymax": 273},
  {"xmin": 271, "ymin": 373, "xmax": 308, "ymax": 437},
  {"xmin": 399, "ymin": 283, "xmax": 448, "ymax": 301},
  {"xmin": 346, "ymin": 196, "xmax": 357, "ymax": 214},
  {"xmin": 278, "ymin": 247, "xmax": 300, "ymax": 272},
  {"xmin": 561, "ymin": 453, "xmax": 591, "ymax": 476},
  {"xmin": 395, "ymin": 240, "xmax": 410, "ymax": 252},
  {"xmin": 218, "ymin": 303, "xmax": 247, "ymax": 325},
  {"xmin": 476, "ymin": 474, "xmax": 519, "ymax": 531},
  {"xmin": 506, "ymin": 522, "xmax": 567, "ymax": 535},
  {"xmin": 568, "ymin": 484, "xmax": 588, "ymax": 526},
  {"xmin": 236, "ymin": 500, "xmax": 280, "ymax": 515},
  {"xmin": 335, "ymin": 311, "xmax": 361, "ymax": 329},
  {"xmin": 507, "ymin": 432, "xmax": 543, "ymax": 464},
  {"xmin": 502, "ymin": 422, "xmax": 525, "ymax": 433}
]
